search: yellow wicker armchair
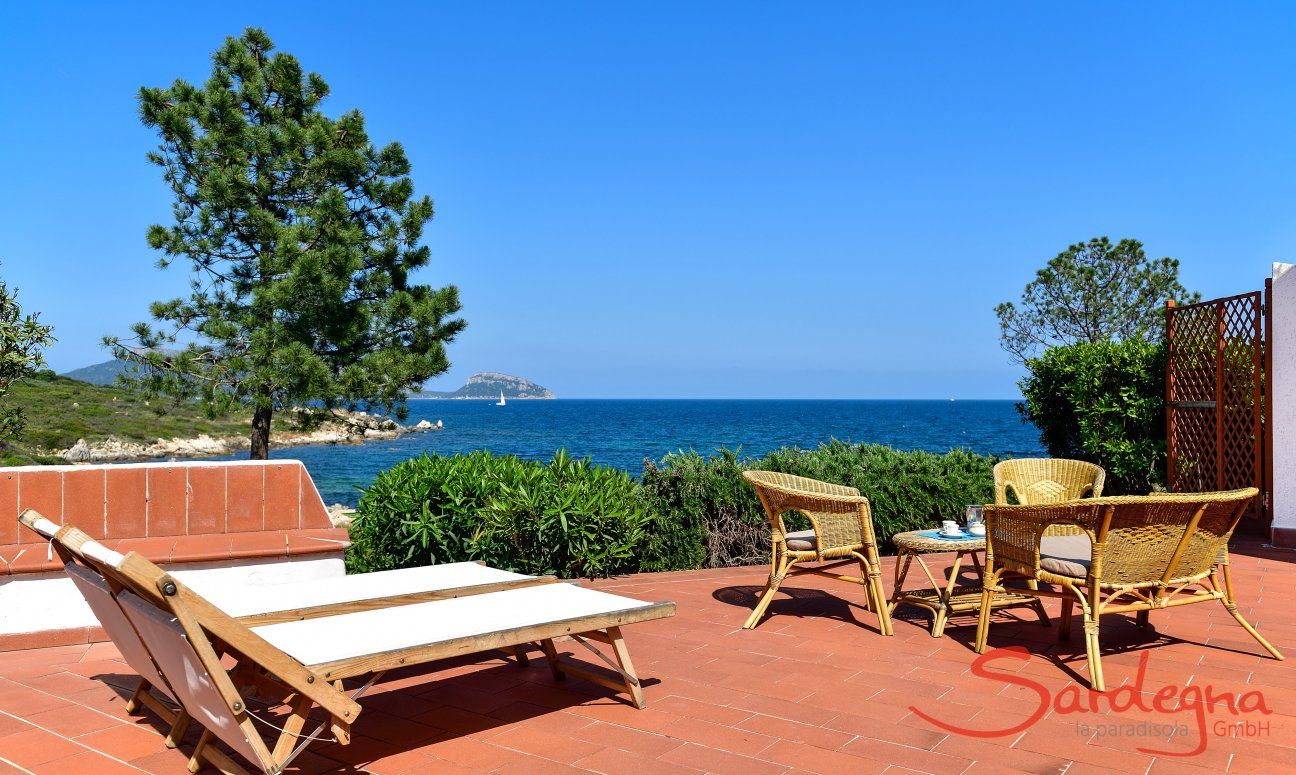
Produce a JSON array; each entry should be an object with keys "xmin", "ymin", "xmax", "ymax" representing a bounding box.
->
[
  {"xmin": 993, "ymin": 458, "xmax": 1105, "ymax": 506},
  {"xmin": 740, "ymin": 471, "xmax": 892, "ymax": 634},
  {"xmin": 975, "ymin": 488, "xmax": 1281, "ymax": 692}
]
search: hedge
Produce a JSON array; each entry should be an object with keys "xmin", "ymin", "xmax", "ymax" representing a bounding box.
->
[
  {"xmin": 639, "ymin": 442, "xmax": 996, "ymax": 570},
  {"xmin": 347, "ymin": 442, "xmax": 998, "ymax": 577},
  {"xmin": 346, "ymin": 449, "xmax": 649, "ymax": 578},
  {"xmin": 1017, "ymin": 339, "xmax": 1166, "ymax": 494}
]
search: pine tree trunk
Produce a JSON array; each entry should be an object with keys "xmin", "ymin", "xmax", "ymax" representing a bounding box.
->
[{"xmin": 250, "ymin": 406, "xmax": 273, "ymax": 460}]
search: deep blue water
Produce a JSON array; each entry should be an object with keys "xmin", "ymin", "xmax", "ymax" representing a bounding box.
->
[{"xmin": 220, "ymin": 399, "xmax": 1043, "ymax": 506}]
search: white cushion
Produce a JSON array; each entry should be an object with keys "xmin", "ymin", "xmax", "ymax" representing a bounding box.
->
[
  {"xmin": 1039, "ymin": 534, "xmax": 1092, "ymax": 578},
  {"xmin": 784, "ymin": 530, "xmax": 817, "ymax": 551},
  {"xmin": 252, "ymin": 583, "xmax": 657, "ymax": 666}
]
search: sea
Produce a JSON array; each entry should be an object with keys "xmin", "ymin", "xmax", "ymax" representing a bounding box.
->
[{"xmin": 205, "ymin": 399, "xmax": 1043, "ymax": 507}]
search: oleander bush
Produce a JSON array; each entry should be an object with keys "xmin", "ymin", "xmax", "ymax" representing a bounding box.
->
[
  {"xmin": 346, "ymin": 449, "xmax": 649, "ymax": 578},
  {"xmin": 639, "ymin": 441, "xmax": 997, "ymax": 571},
  {"xmin": 1017, "ymin": 339, "xmax": 1167, "ymax": 494}
]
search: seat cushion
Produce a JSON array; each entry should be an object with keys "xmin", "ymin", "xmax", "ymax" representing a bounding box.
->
[
  {"xmin": 1039, "ymin": 534, "xmax": 1092, "ymax": 578},
  {"xmin": 784, "ymin": 529, "xmax": 817, "ymax": 551}
]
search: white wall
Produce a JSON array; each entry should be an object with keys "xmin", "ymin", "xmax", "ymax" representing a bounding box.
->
[
  {"xmin": 0, "ymin": 554, "xmax": 344, "ymax": 635},
  {"xmin": 1271, "ymin": 263, "xmax": 1296, "ymax": 543}
]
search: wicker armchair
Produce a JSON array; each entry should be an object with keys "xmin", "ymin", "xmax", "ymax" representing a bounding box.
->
[
  {"xmin": 975, "ymin": 488, "xmax": 1282, "ymax": 692},
  {"xmin": 993, "ymin": 458, "xmax": 1105, "ymax": 506},
  {"xmin": 740, "ymin": 471, "xmax": 892, "ymax": 634}
]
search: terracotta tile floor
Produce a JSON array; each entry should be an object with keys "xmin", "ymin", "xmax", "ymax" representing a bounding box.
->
[{"xmin": 2, "ymin": 543, "xmax": 1295, "ymax": 774}]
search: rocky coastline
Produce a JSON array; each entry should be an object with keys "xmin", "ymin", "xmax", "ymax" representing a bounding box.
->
[{"xmin": 57, "ymin": 408, "xmax": 442, "ymax": 464}]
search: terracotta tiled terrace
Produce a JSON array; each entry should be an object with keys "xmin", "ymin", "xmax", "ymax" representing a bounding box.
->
[{"xmin": 2, "ymin": 544, "xmax": 1295, "ymax": 775}]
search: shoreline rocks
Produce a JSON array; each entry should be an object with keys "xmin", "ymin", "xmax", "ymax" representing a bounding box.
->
[
  {"xmin": 327, "ymin": 503, "xmax": 356, "ymax": 529},
  {"xmin": 55, "ymin": 408, "xmax": 441, "ymax": 463}
]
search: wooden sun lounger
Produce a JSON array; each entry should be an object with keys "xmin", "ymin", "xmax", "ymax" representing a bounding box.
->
[
  {"xmin": 19, "ymin": 510, "xmax": 674, "ymax": 775},
  {"xmin": 20, "ymin": 512, "xmax": 554, "ymax": 745},
  {"xmin": 21, "ymin": 513, "xmax": 198, "ymax": 745}
]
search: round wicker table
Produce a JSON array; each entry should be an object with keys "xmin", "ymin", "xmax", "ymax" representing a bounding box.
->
[{"xmin": 889, "ymin": 529, "xmax": 1047, "ymax": 638}]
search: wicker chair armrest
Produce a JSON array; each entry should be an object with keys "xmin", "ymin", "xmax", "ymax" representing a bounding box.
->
[
  {"xmin": 741, "ymin": 470, "xmax": 862, "ymax": 501},
  {"xmin": 815, "ymin": 480, "xmax": 863, "ymax": 499},
  {"xmin": 985, "ymin": 502, "xmax": 1104, "ymax": 528}
]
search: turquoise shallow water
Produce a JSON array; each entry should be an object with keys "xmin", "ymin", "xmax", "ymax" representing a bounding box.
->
[{"xmin": 205, "ymin": 399, "xmax": 1044, "ymax": 506}]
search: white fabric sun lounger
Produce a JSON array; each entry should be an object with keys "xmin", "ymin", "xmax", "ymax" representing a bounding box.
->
[
  {"xmin": 20, "ymin": 514, "xmax": 553, "ymax": 751},
  {"xmin": 19, "ymin": 510, "xmax": 674, "ymax": 775},
  {"xmin": 252, "ymin": 582, "xmax": 659, "ymax": 669},
  {"xmin": 181, "ymin": 561, "xmax": 537, "ymax": 622},
  {"xmin": 62, "ymin": 561, "xmax": 191, "ymax": 746}
]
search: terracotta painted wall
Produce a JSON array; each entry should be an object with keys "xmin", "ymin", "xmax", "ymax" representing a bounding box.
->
[{"xmin": 0, "ymin": 460, "xmax": 342, "ymax": 574}]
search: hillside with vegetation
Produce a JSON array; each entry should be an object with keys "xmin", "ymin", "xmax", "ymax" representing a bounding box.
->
[
  {"xmin": 1, "ymin": 372, "xmax": 440, "ymax": 466},
  {"xmin": 1, "ymin": 372, "xmax": 252, "ymax": 464}
]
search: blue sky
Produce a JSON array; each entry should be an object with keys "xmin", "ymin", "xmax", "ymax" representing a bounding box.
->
[{"xmin": 2, "ymin": 3, "xmax": 1293, "ymax": 398}]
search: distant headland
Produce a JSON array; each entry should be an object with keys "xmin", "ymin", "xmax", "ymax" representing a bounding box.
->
[
  {"xmin": 418, "ymin": 372, "xmax": 555, "ymax": 400},
  {"xmin": 62, "ymin": 360, "xmax": 557, "ymax": 401}
]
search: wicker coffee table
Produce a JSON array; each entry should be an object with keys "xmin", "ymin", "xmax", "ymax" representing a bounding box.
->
[{"xmin": 889, "ymin": 529, "xmax": 1048, "ymax": 638}]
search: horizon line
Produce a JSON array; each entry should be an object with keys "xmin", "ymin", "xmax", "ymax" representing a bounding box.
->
[{"xmin": 408, "ymin": 396, "xmax": 1025, "ymax": 402}]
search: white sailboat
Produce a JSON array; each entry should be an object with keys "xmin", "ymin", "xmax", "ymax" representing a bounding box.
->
[{"xmin": 496, "ymin": 390, "xmax": 507, "ymax": 406}]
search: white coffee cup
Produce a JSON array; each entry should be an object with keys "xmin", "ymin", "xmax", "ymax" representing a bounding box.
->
[{"xmin": 940, "ymin": 520, "xmax": 960, "ymax": 535}]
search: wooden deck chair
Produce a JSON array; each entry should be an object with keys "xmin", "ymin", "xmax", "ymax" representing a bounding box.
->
[
  {"xmin": 21, "ymin": 513, "xmax": 674, "ymax": 775},
  {"xmin": 19, "ymin": 513, "xmax": 194, "ymax": 747},
  {"xmin": 19, "ymin": 511, "xmax": 549, "ymax": 740}
]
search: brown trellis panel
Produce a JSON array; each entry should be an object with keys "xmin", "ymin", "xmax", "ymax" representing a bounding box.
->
[{"xmin": 1165, "ymin": 290, "xmax": 1269, "ymax": 527}]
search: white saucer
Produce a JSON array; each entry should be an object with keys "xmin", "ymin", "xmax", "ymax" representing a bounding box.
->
[{"xmin": 939, "ymin": 530, "xmax": 965, "ymax": 538}]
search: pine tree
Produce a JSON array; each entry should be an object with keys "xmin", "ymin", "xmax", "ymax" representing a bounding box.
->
[
  {"xmin": 107, "ymin": 28, "xmax": 464, "ymax": 458},
  {"xmin": 995, "ymin": 237, "xmax": 1198, "ymax": 363}
]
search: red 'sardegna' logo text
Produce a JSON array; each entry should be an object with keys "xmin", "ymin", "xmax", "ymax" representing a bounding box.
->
[{"xmin": 909, "ymin": 647, "xmax": 1272, "ymax": 757}]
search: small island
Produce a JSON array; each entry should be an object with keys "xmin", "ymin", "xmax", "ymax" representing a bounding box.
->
[{"xmin": 418, "ymin": 371, "xmax": 555, "ymax": 400}]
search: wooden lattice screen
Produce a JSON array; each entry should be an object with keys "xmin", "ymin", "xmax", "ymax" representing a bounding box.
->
[{"xmin": 1165, "ymin": 289, "xmax": 1270, "ymax": 526}]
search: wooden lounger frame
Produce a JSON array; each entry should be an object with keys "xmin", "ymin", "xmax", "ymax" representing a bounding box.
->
[
  {"xmin": 19, "ymin": 512, "xmax": 195, "ymax": 748},
  {"xmin": 19, "ymin": 509, "xmax": 673, "ymax": 775},
  {"xmin": 23, "ymin": 511, "xmax": 557, "ymax": 743}
]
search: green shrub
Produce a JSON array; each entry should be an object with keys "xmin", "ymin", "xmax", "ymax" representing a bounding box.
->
[
  {"xmin": 478, "ymin": 450, "xmax": 649, "ymax": 577},
  {"xmin": 640, "ymin": 441, "xmax": 997, "ymax": 571},
  {"xmin": 347, "ymin": 450, "xmax": 649, "ymax": 578},
  {"xmin": 1017, "ymin": 339, "xmax": 1166, "ymax": 494},
  {"xmin": 639, "ymin": 449, "xmax": 759, "ymax": 572},
  {"xmin": 352, "ymin": 442, "xmax": 1000, "ymax": 577},
  {"xmin": 345, "ymin": 450, "xmax": 504, "ymax": 573}
]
